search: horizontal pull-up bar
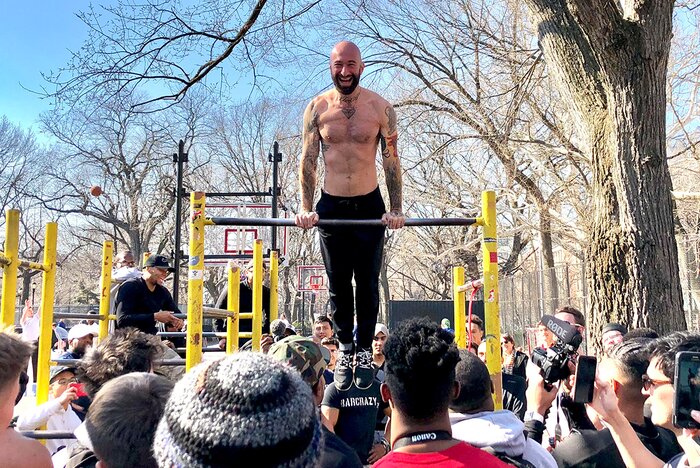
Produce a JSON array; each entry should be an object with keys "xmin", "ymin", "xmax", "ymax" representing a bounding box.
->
[
  {"xmin": 53, "ymin": 312, "xmax": 107, "ymax": 321},
  {"xmin": 207, "ymin": 217, "xmax": 481, "ymax": 227},
  {"xmin": 0, "ymin": 253, "xmax": 48, "ymax": 272},
  {"xmin": 21, "ymin": 430, "xmax": 76, "ymax": 440},
  {"xmin": 52, "ymin": 358, "xmax": 186, "ymax": 367}
]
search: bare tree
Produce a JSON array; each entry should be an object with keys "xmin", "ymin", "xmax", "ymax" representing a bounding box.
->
[{"xmin": 522, "ymin": 0, "xmax": 686, "ymax": 341}]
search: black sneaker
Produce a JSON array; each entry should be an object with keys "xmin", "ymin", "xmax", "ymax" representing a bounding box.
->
[
  {"xmin": 354, "ymin": 348, "xmax": 374, "ymax": 390},
  {"xmin": 334, "ymin": 348, "xmax": 354, "ymax": 391}
]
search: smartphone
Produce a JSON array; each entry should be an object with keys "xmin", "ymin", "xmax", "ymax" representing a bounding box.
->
[
  {"xmin": 673, "ymin": 351, "xmax": 700, "ymax": 429},
  {"xmin": 572, "ymin": 355, "xmax": 597, "ymax": 404},
  {"xmin": 69, "ymin": 382, "xmax": 87, "ymax": 398}
]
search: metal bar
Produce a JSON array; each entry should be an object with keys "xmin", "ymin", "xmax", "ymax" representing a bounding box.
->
[
  {"xmin": 227, "ymin": 265, "xmax": 240, "ymax": 354},
  {"xmin": 209, "ymin": 217, "xmax": 478, "ymax": 227},
  {"xmin": 239, "ymin": 312, "xmax": 253, "ymax": 320},
  {"xmin": 271, "ymin": 141, "xmax": 280, "ymax": 251},
  {"xmin": 239, "ymin": 332, "xmax": 253, "ymax": 339},
  {"xmin": 204, "ymin": 191, "xmax": 272, "ymax": 198},
  {"xmin": 0, "ymin": 253, "xmax": 10, "ymax": 266},
  {"xmin": 98, "ymin": 241, "xmax": 114, "ymax": 340},
  {"xmin": 187, "ymin": 191, "xmax": 205, "ymax": 371},
  {"xmin": 53, "ymin": 358, "xmax": 186, "ymax": 367},
  {"xmin": 53, "ymin": 313, "xmax": 108, "ymax": 321},
  {"xmin": 17, "ymin": 259, "xmax": 49, "ymax": 271},
  {"xmin": 36, "ymin": 221, "xmax": 58, "ymax": 407},
  {"xmin": 173, "ymin": 140, "xmax": 187, "ymax": 303},
  {"xmin": 481, "ymin": 190, "xmax": 502, "ymax": 410},
  {"xmin": 158, "ymin": 331, "xmax": 227, "ymax": 338},
  {"xmin": 252, "ymin": 240, "xmax": 263, "ymax": 352},
  {"xmin": 453, "ymin": 266, "xmax": 466, "ymax": 349},
  {"xmin": 270, "ymin": 251, "xmax": 279, "ymax": 323},
  {"xmin": 20, "ymin": 431, "xmax": 76, "ymax": 440},
  {"xmin": 1, "ymin": 209, "xmax": 20, "ymax": 327},
  {"xmin": 175, "ymin": 347, "xmax": 224, "ymax": 353},
  {"xmin": 202, "ymin": 306, "xmax": 235, "ymax": 319}
]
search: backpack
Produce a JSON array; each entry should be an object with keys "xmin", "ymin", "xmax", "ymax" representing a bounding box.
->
[{"xmin": 481, "ymin": 447, "xmax": 537, "ymax": 468}]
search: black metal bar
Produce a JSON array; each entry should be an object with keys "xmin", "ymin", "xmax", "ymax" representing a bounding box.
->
[
  {"xmin": 209, "ymin": 217, "xmax": 478, "ymax": 227},
  {"xmin": 270, "ymin": 141, "xmax": 281, "ymax": 252},
  {"xmin": 21, "ymin": 431, "xmax": 76, "ymax": 440},
  {"xmin": 53, "ymin": 358, "xmax": 186, "ymax": 366},
  {"xmin": 176, "ymin": 347, "xmax": 224, "ymax": 353},
  {"xmin": 173, "ymin": 139, "xmax": 188, "ymax": 304},
  {"xmin": 53, "ymin": 313, "xmax": 107, "ymax": 321}
]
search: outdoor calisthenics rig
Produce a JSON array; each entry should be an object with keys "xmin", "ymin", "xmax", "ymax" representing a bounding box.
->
[{"xmin": 186, "ymin": 189, "xmax": 503, "ymax": 400}]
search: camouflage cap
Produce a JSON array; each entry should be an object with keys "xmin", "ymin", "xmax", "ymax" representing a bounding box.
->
[{"xmin": 269, "ymin": 336, "xmax": 327, "ymax": 387}]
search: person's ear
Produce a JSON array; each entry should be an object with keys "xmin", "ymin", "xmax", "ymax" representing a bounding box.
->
[
  {"xmin": 452, "ymin": 381, "xmax": 461, "ymax": 400},
  {"xmin": 612, "ymin": 379, "xmax": 621, "ymax": 395},
  {"xmin": 381, "ymin": 382, "xmax": 394, "ymax": 408}
]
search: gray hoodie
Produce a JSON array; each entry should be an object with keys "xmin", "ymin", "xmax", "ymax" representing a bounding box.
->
[{"xmin": 450, "ymin": 409, "xmax": 557, "ymax": 468}]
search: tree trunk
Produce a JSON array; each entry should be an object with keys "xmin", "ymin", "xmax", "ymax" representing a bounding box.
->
[{"xmin": 523, "ymin": 0, "xmax": 686, "ymax": 348}]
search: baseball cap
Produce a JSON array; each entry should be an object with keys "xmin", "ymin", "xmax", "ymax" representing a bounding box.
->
[
  {"xmin": 269, "ymin": 336, "xmax": 327, "ymax": 387},
  {"xmin": 49, "ymin": 365, "xmax": 75, "ymax": 384},
  {"xmin": 375, "ymin": 323, "xmax": 389, "ymax": 337},
  {"xmin": 68, "ymin": 323, "xmax": 98, "ymax": 341},
  {"xmin": 143, "ymin": 255, "xmax": 175, "ymax": 272},
  {"xmin": 602, "ymin": 323, "xmax": 627, "ymax": 335}
]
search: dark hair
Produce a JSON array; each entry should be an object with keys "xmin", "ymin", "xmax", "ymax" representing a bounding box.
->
[
  {"xmin": 469, "ymin": 315, "xmax": 483, "ymax": 332},
  {"xmin": 554, "ymin": 306, "xmax": 586, "ymax": 327},
  {"xmin": 607, "ymin": 338, "xmax": 651, "ymax": 395},
  {"xmin": 451, "ymin": 350, "xmax": 491, "ymax": 413},
  {"xmin": 77, "ymin": 328, "xmax": 163, "ymax": 398},
  {"xmin": 623, "ymin": 328, "xmax": 659, "ymax": 341},
  {"xmin": 314, "ymin": 316, "xmax": 333, "ymax": 328},
  {"xmin": 384, "ymin": 317, "xmax": 460, "ymax": 422},
  {"xmin": 649, "ymin": 331, "xmax": 700, "ymax": 381},
  {"xmin": 467, "ymin": 342, "xmax": 479, "ymax": 353},
  {"xmin": 15, "ymin": 371, "xmax": 29, "ymax": 405},
  {"xmin": 87, "ymin": 373, "xmax": 173, "ymax": 468},
  {"xmin": 502, "ymin": 333, "xmax": 515, "ymax": 345},
  {"xmin": 321, "ymin": 337, "xmax": 339, "ymax": 348},
  {"xmin": 0, "ymin": 332, "xmax": 33, "ymax": 390}
]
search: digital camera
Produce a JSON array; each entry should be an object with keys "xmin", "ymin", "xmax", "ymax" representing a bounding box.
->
[{"xmin": 531, "ymin": 315, "xmax": 583, "ymax": 385}]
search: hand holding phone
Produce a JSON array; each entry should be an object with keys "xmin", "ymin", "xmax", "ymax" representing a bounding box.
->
[
  {"xmin": 674, "ymin": 351, "xmax": 700, "ymax": 429},
  {"xmin": 572, "ymin": 356, "xmax": 597, "ymax": 404}
]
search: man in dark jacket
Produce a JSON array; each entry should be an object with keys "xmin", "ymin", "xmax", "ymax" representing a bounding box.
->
[
  {"xmin": 552, "ymin": 339, "xmax": 682, "ymax": 467},
  {"xmin": 115, "ymin": 255, "xmax": 183, "ymax": 334}
]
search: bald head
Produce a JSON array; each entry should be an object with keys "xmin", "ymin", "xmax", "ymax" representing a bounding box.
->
[{"xmin": 330, "ymin": 41, "xmax": 364, "ymax": 95}]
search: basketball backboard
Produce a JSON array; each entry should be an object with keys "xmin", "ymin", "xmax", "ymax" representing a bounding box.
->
[{"xmin": 298, "ymin": 265, "xmax": 328, "ymax": 292}]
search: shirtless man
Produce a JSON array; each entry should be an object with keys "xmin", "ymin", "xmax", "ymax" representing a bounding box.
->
[{"xmin": 296, "ymin": 41, "xmax": 405, "ymax": 391}]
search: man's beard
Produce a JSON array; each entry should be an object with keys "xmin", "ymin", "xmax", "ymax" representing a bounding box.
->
[{"xmin": 332, "ymin": 72, "xmax": 360, "ymax": 95}]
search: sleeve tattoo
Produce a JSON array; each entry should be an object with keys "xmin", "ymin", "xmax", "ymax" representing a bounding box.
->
[
  {"xmin": 381, "ymin": 105, "xmax": 402, "ymax": 212},
  {"xmin": 300, "ymin": 101, "xmax": 321, "ymax": 212}
]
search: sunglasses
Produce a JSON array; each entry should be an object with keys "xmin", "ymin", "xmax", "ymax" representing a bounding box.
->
[{"xmin": 642, "ymin": 374, "xmax": 673, "ymax": 391}]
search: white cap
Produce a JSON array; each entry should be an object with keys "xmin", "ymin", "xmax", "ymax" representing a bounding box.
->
[{"xmin": 68, "ymin": 323, "xmax": 98, "ymax": 341}]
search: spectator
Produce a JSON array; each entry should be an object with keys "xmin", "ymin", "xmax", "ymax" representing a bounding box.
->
[
  {"xmin": 623, "ymin": 327, "xmax": 659, "ymax": 341},
  {"xmin": 15, "ymin": 366, "xmax": 82, "ymax": 455},
  {"xmin": 469, "ymin": 315, "xmax": 484, "ymax": 344},
  {"xmin": 588, "ymin": 331, "xmax": 700, "ymax": 468},
  {"xmin": 321, "ymin": 337, "xmax": 339, "ymax": 386},
  {"xmin": 373, "ymin": 317, "xmax": 509, "ymax": 467},
  {"xmin": 58, "ymin": 328, "xmax": 166, "ymax": 468},
  {"xmin": 467, "ymin": 342, "xmax": 479, "ymax": 355},
  {"xmin": 552, "ymin": 339, "xmax": 681, "ymax": 466},
  {"xmin": 440, "ymin": 318, "xmax": 454, "ymax": 335},
  {"xmin": 269, "ymin": 336, "xmax": 363, "ymax": 468},
  {"xmin": 373, "ymin": 323, "xmax": 388, "ymax": 382},
  {"xmin": 20, "ymin": 300, "xmax": 40, "ymax": 387},
  {"xmin": 115, "ymin": 255, "xmax": 183, "ymax": 335},
  {"xmin": 85, "ymin": 373, "xmax": 173, "ymax": 468},
  {"xmin": 478, "ymin": 341, "xmax": 526, "ymax": 419},
  {"xmin": 450, "ymin": 350, "xmax": 556, "ymax": 467},
  {"xmin": 312, "ymin": 315, "xmax": 334, "ymax": 344},
  {"xmin": 214, "ymin": 260, "xmax": 271, "ymax": 349},
  {"xmin": 61, "ymin": 324, "xmax": 98, "ymax": 360},
  {"xmin": 502, "ymin": 333, "xmax": 528, "ymax": 379},
  {"xmin": 0, "ymin": 332, "xmax": 52, "ymax": 467},
  {"xmin": 154, "ymin": 353, "xmax": 322, "ymax": 467},
  {"xmin": 602, "ymin": 323, "xmax": 627, "ymax": 354},
  {"xmin": 111, "ymin": 250, "xmax": 141, "ymax": 283},
  {"xmin": 322, "ymin": 356, "xmax": 390, "ymax": 465},
  {"xmin": 536, "ymin": 321, "xmax": 556, "ymax": 349}
]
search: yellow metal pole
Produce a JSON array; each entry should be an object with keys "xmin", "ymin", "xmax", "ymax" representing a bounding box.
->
[
  {"xmin": 186, "ymin": 192, "xmax": 205, "ymax": 370},
  {"xmin": 142, "ymin": 251, "xmax": 151, "ymax": 266},
  {"xmin": 1, "ymin": 209, "xmax": 20, "ymax": 328},
  {"xmin": 252, "ymin": 239, "xmax": 263, "ymax": 352},
  {"xmin": 481, "ymin": 190, "xmax": 502, "ymax": 409},
  {"xmin": 269, "ymin": 250, "xmax": 279, "ymax": 323},
  {"xmin": 36, "ymin": 222, "xmax": 58, "ymax": 406},
  {"xmin": 226, "ymin": 264, "xmax": 240, "ymax": 354},
  {"xmin": 453, "ymin": 266, "xmax": 466, "ymax": 349},
  {"xmin": 98, "ymin": 241, "xmax": 113, "ymax": 341}
]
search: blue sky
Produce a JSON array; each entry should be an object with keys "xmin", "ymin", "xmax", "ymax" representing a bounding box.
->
[{"xmin": 0, "ymin": 2, "xmax": 93, "ymax": 132}]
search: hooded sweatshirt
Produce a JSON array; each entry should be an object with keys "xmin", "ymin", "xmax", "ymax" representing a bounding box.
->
[{"xmin": 450, "ymin": 409, "xmax": 557, "ymax": 468}]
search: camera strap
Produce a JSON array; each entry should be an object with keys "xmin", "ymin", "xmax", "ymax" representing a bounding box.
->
[{"xmin": 392, "ymin": 430, "xmax": 453, "ymax": 450}]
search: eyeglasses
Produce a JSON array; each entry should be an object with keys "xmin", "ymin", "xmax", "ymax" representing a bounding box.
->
[
  {"xmin": 642, "ymin": 374, "xmax": 673, "ymax": 391},
  {"xmin": 53, "ymin": 377, "xmax": 77, "ymax": 386}
]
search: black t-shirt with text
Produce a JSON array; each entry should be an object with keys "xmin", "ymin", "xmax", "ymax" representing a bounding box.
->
[{"xmin": 322, "ymin": 380, "xmax": 387, "ymax": 464}]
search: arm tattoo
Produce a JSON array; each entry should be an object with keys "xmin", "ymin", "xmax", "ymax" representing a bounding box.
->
[
  {"xmin": 385, "ymin": 106, "xmax": 397, "ymax": 134},
  {"xmin": 385, "ymin": 161, "xmax": 403, "ymax": 213},
  {"xmin": 300, "ymin": 102, "xmax": 321, "ymax": 212}
]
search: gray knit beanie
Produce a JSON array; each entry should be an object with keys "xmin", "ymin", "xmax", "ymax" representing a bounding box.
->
[{"xmin": 153, "ymin": 352, "xmax": 322, "ymax": 467}]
